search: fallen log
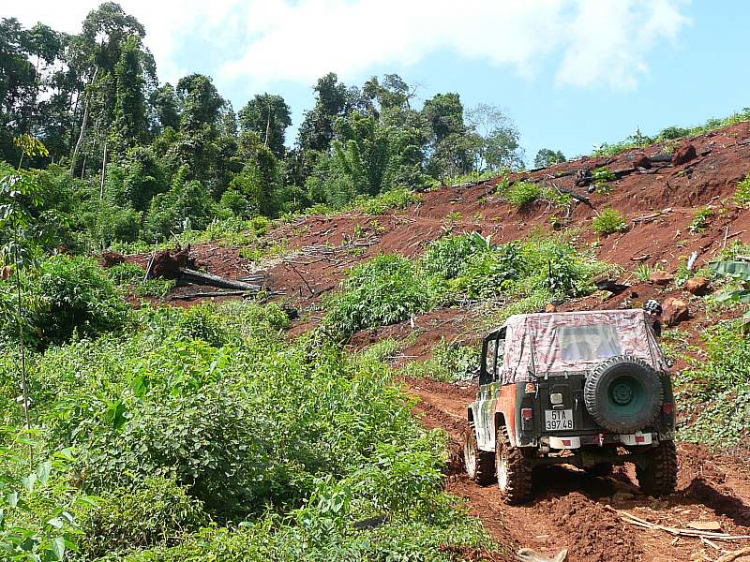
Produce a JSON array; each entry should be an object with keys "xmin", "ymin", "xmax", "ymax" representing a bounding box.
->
[
  {"xmin": 169, "ymin": 290, "xmax": 249, "ymax": 300},
  {"xmin": 178, "ymin": 268, "xmax": 260, "ymax": 291}
]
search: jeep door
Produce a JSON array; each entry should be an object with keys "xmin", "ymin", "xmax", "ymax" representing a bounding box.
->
[{"xmin": 475, "ymin": 329, "xmax": 505, "ymax": 451}]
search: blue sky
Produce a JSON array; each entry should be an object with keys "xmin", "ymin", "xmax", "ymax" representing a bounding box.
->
[{"xmin": 9, "ymin": 0, "xmax": 750, "ymax": 163}]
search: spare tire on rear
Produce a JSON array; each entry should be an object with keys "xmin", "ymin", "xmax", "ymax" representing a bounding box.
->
[{"xmin": 584, "ymin": 355, "xmax": 663, "ymax": 433}]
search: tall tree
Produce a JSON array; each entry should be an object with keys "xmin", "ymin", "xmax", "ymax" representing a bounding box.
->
[
  {"xmin": 150, "ymin": 83, "xmax": 180, "ymax": 131},
  {"xmin": 177, "ymin": 73, "xmax": 223, "ymax": 133},
  {"xmin": 111, "ymin": 35, "xmax": 148, "ymax": 152},
  {"xmin": 298, "ymin": 73, "xmax": 348, "ymax": 153},
  {"xmin": 422, "ymin": 93, "xmax": 470, "ymax": 178},
  {"xmin": 238, "ymin": 93, "xmax": 291, "ymax": 158},
  {"xmin": 69, "ymin": 2, "xmax": 147, "ymax": 172},
  {"xmin": 466, "ymin": 104, "xmax": 524, "ymax": 171}
]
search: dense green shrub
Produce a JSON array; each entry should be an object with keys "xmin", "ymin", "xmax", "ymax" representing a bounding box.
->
[
  {"xmin": 9, "ymin": 300, "xmax": 493, "ymax": 558},
  {"xmin": 505, "ymin": 181, "xmax": 541, "ymax": 208},
  {"xmin": 592, "ymin": 208, "xmax": 627, "ymax": 236},
  {"xmin": 403, "ymin": 340, "xmax": 481, "ymax": 383},
  {"xmin": 80, "ymin": 386, "xmax": 276, "ymax": 518},
  {"xmin": 0, "ymin": 255, "xmax": 131, "ymax": 348},
  {"xmin": 107, "ymin": 262, "xmax": 146, "ymax": 284},
  {"xmin": 79, "ymin": 476, "xmax": 208, "ymax": 558},
  {"xmin": 421, "ymin": 232, "xmax": 493, "ymax": 280},
  {"xmin": 324, "ymin": 255, "xmax": 434, "ymax": 338}
]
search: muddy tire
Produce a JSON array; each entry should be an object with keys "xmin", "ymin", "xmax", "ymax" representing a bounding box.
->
[
  {"xmin": 495, "ymin": 426, "xmax": 532, "ymax": 504},
  {"xmin": 586, "ymin": 463, "xmax": 614, "ymax": 477},
  {"xmin": 464, "ymin": 426, "xmax": 495, "ymax": 485},
  {"xmin": 637, "ymin": 440, "xmax": 678, "ymax": 497}
]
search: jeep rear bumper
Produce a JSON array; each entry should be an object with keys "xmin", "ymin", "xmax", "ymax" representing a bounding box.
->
[{"xmin": 516, "ymin": 430, "xmax": 674, "ymax": 469}]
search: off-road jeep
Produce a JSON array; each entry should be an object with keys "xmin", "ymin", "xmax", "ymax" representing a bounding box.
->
[{"xmin": 463, "ymin": 309, "xmax": 677, "ymax": 504}]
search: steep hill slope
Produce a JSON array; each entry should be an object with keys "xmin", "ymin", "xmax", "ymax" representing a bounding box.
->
[{"xmin": 130, "ymin": 121, "xmax": 750, "ymax": 561}]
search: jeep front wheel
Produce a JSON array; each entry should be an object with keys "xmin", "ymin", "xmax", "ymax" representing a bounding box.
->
[
  {"xmin": 495, "ymin": 427, "xmax": 532, "ymax": 504},
  {"xmin": 636, "ymin": 440, "xmax": 678, "ymax": 497},
  {"xmin": 464, "ymin": 426, "xmax": 495, "ymax": 485}
]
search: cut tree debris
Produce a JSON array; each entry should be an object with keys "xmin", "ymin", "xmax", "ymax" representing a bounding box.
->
[
  {"xmin": 619, "ymin": 512, "xmax": 750, "ymax": 542},
  {"xmin": 146, "ymin": 246, "xmax": 261, "ymax": 294}
]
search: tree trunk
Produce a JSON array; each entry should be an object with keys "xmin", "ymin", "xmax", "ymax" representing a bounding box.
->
[
  {"xmin": 100, "ymin": 139, "xmax": 108, "ymax": 199},
  {"xmin": 70, "ymin": 66, "xmax": 99, "ymax": 173},
  {"xmin": 178, "ymin": 268, "xmax": 260, "ymax": 291},
  {"xmin": 264, "ymin": 101, "xmax": 272, "ymax": 148}
]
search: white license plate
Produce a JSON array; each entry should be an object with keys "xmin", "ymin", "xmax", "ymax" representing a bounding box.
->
[{"xmin": 545, "ymin": 409, "xmax": 574, "ymax": 431}]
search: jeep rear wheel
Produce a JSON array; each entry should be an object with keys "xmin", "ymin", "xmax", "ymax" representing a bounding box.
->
[
  {"xmin": 584, "ymin": 355, "xmax": 663, "ymax": 434},
  {"xmin": 464, "ymin": 426, "xmax": 495, "ymax": 485},
  {"xmin": 636, "ymin": 440, "xmax": 678, "ymax": 497},
  {"xmin": 495, "ymin": 427, "xmax": 532, "ymax": 504}
]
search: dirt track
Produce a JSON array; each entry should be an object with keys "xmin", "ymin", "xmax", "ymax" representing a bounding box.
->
[{"xmin": 405, "ymin": 376, "xmax": 750, "ymax": 562}]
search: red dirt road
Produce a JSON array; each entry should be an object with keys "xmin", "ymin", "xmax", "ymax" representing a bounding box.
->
[{"xmin": 405, "ymin": 377, "xmax": 750, "ymax": 562}]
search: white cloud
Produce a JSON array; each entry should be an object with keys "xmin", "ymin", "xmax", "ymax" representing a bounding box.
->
[
  {"xmin": 6, "ymin": 0, "xmax": 690, "ymax": 90},
  {"xmin": 220, "ymin": 0, "xmax": 690, "ymax": 89}
]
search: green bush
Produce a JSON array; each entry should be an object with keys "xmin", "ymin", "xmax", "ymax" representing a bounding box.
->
[
  {"xmin": 455, "ymin": 241, "xmax": 525, "ymax": 298},
  {"xmin": 506, "ymin": 181, "xmax": 541, "ymax": 208},
  {"xmin": 689, "ymin": 207, "xmax": 713, "ymax": 234},
  {"xmin": 0, "ymin": 254, "xmax": 131, "ymax": 348},
  {"xmin": 10, "ymin": 299, "xmax": 495, "ymax": 559},
  {"xmin": 421, "ymin": 232, "xmax": 493, "ymax": 280},
  {"xmin": 80, "ymin": 476, "xmax": 208, "ymax": 558},
  {"xmin": 403, "ymin": 340, "xmax": 480, "ymax": 383},
  {"xmin": 592, "ymin": 208, "xmax": 627, "ymax": 236},
  {"xmin": 324, "ymin": 255, "xmax": 434, "ymax": 338},
  {"xmin": 106, "ymin": 262, "xmax": 146, "ymax": 285}
]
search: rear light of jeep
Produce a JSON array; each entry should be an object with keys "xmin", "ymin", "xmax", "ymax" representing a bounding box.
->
[
  {"xmin": 662, "ymin": 403, "xmax": 674, "ymax": 415},
  {"xmin": 521, "ymin": 407, "xmax": 534, "ymax": 431}
]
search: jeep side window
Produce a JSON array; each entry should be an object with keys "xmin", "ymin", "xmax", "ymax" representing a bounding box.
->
[
  {"xmin": 482, "ymin": 339, "xmax": 497, "ymax": 385},
  {"xmin": 480, "ymin": 330, "xmax": 506, "ymax": 385},
  {"xmin": 496, "ymin": 338, "xmax": 505, "ymax": 379}
]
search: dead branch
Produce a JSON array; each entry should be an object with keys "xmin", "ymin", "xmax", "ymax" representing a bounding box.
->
[
  {"xmin": 717, "ymin": 547, "xmax": 750, "ymax": 562},
  {"xmin": 619, "ymin": 512, "xmax": 750, "ymax": 542},
  {"xmin": 285, "ymin": 261, "xmax": 314, "ymax": 296},
  {"xmin": 169, "ymin": 290, "xmax": 249, "ymax": 300}
]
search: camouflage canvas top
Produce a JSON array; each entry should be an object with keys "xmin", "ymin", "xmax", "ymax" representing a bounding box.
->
[{"xmin": 500, "ymin": 309, "xmax": 667, "ymax": 383}]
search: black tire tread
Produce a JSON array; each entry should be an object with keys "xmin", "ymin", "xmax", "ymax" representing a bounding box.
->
[
  {"xmin": 464, "ymin": 426, "xmax": 496, "ymax": 486},
  {"xmin": 637, "ymin": 440, "xmax": 678, "ymax": 497},
  {"xmin": 584, "ymin": 354, "xmax": 663, "ymax": 433},
  {"xmin": 496, "ymin": 427, "xmax": 533, "ymax": 505}
]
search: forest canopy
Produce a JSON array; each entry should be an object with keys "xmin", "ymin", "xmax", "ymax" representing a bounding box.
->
[{"xmin": 0, "ymin": 2, "xmax": 527, "ymax": 251}]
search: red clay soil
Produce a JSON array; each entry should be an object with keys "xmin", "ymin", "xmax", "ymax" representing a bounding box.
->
[{"xmin": 406, "ymin": 376, "xmax": 750, "ymax": 562}]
